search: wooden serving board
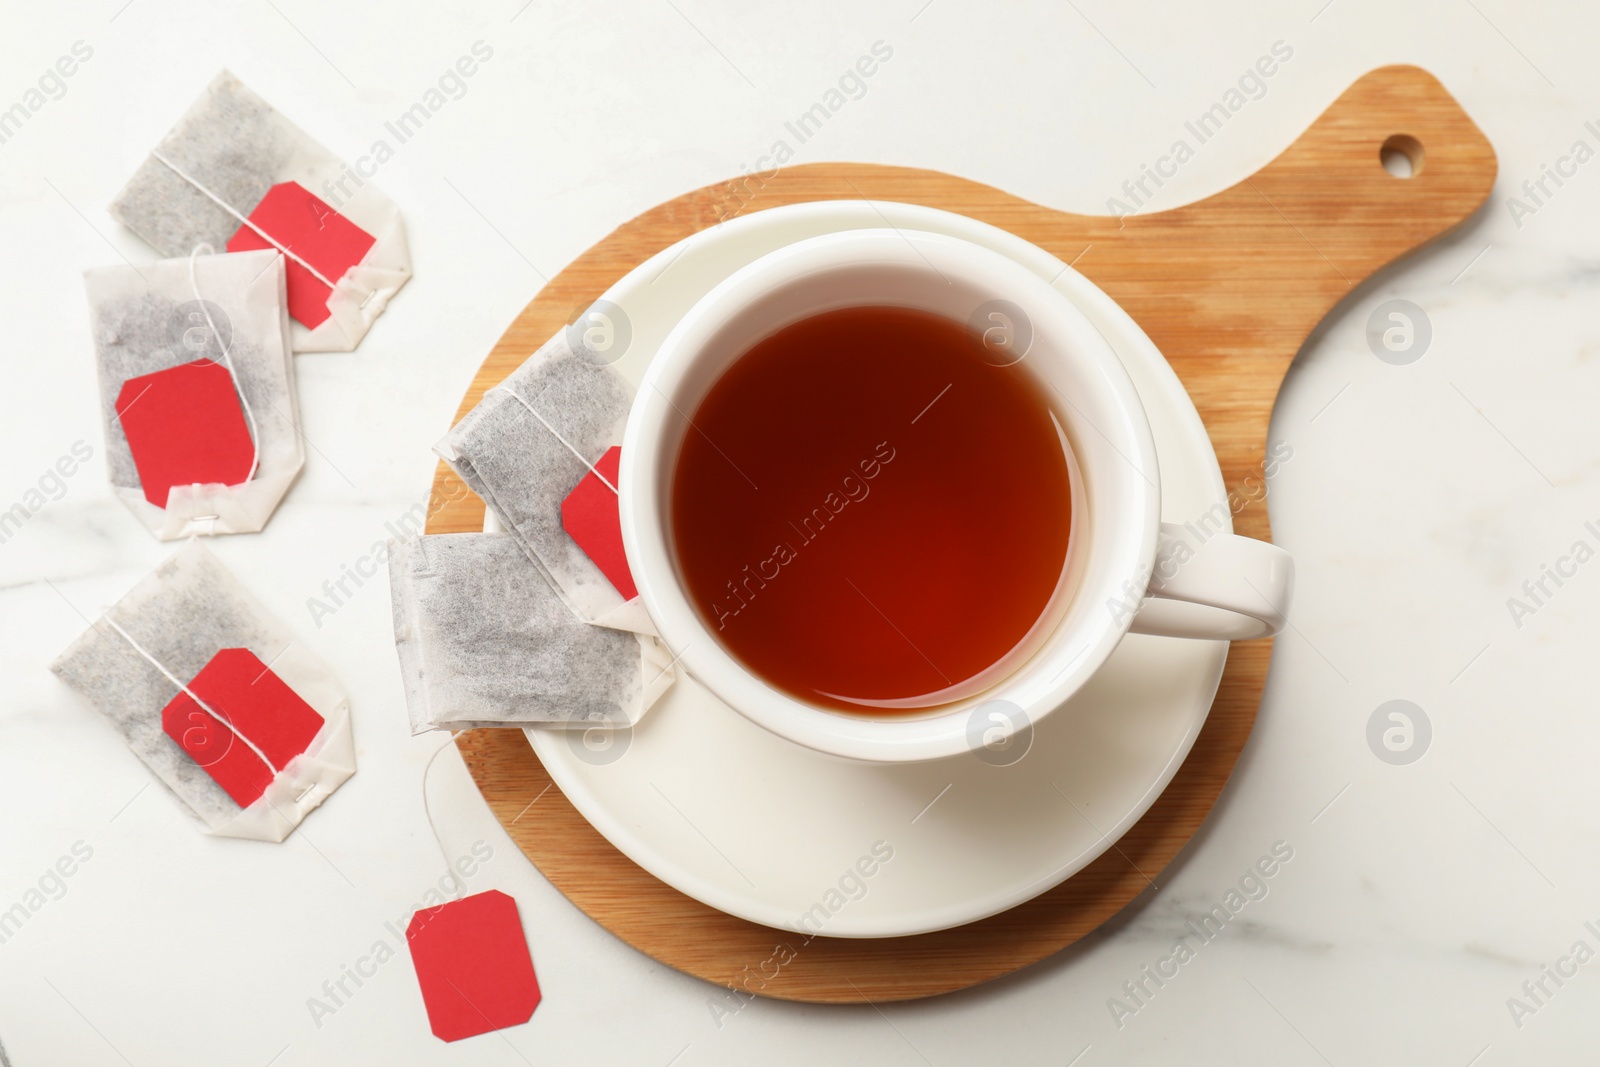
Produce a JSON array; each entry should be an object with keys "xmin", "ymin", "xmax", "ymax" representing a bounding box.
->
[{"xmin": 428, "ymin": 66, "xmax": 1494, "ymax": 1003}]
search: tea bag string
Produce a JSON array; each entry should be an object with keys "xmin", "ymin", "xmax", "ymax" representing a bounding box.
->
[
  {"xmin": 504, "ymin": 389, "xmax": 618, "ymax": 494},
  {"xmin": 100, "ymin": 617, "xmax": 280, "ymax": 776},
  {"xmin": 149, "ymin": 150, "xmax": 339, "ymax": 291},
  {"xmin": 187, "ymin": 244, "xmax": 262, "ymax": 485},
  {"xmin": 421, "ymin": 731, "xmax": 466, "ymax": 870}
]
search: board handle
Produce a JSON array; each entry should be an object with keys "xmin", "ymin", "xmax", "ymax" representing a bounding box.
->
[{"xmin": 1209, "ymin": 64, "xmax": 1497, "ymax": 289}]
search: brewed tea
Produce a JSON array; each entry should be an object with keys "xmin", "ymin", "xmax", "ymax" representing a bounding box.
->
[{"xmin": 670, "ymin": 306, "xmax": 1072, "ymax": 712}]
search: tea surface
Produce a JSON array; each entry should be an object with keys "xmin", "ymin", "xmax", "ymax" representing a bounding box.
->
[{"xmin": 671, "ymin": 306, "xmax": 1072, "ymax": 711}]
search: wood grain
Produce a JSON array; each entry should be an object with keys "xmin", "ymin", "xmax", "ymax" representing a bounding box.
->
[{"xmin": 428, "ymin": 66, "xmax": 1494, "ymax": 1002}]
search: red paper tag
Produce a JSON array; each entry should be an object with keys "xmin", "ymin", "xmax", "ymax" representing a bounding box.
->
[
  {"xmin": 560, "ymin": 446, "xmax": 637, "ymax": 600},
  {"xmin": 116, "ymin": 359, "xmax": 255, "ymax": 508},
  {"xmin": 160, "ymin": 648, "xmax": 325, "ymax": 808},
  {"xmin": 226, "ymin": 181, "xmax": 376, "ymax": 329},
  {"xmin": 407, "ymin": 890, "xmax": 541, "ymax": 1043}
]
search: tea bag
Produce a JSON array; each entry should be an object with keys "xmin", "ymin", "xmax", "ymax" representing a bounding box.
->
[
  {"xmin": 388, "ymin": 533, "xmax": 673, "ymax": 733},
  {"xmin": 84, "ymin": 249, "xmax": 302, "ymax": 540},
  {"xmin": 110, "ymin": 70, "xmax": 410, "ymax": 352},
  {"xmin": 436, "ymin": 332, "xmax": 653, "ymax": 633},
  {"xmin": 51, "ymin": 541, "xmax": 355, "ymax": 842}
]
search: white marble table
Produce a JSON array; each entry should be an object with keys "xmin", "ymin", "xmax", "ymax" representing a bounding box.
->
[{"xmin": 2, "ymin": 1, "xmax": 1596, "ymax": 1063}]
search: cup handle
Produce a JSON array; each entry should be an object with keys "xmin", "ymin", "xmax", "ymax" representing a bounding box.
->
[{"xmin": 1127, "ymin": 522, "xmax": 1295, "ymax": 641}]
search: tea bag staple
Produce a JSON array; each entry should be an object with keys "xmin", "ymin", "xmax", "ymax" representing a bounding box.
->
[
  {"xmin": 85, "ymin": 250, "xmax": 302, "ymax": 539},
  {"xmin": 389, "ymin": 533, "xmax": 674, "ymax": 733},
  {"xmin": 51, "ymin": 541, "xmax": 355, "ymax": 842},
  {"xmin": 436, "ymin": 332, "xmax": 655, "ymax": 634},
  {"xmin": 110, "ymin": 70, "xmax": 410, "ymax": 352}
]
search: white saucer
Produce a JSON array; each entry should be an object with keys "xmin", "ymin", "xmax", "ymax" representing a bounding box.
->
[{"xmin": 520, "ymin": 201, "xmax": 1230, "ymax": 938}]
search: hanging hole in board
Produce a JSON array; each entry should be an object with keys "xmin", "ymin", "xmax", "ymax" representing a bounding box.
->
[{"xmin": 1380, "ymin": 134, "xmax": 1424, "ymax": 179}]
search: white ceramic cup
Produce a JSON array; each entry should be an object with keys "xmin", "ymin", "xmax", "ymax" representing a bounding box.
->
[{"xmin": 619, "ymin": 228, "xmax": 1292, "ymax": 763}]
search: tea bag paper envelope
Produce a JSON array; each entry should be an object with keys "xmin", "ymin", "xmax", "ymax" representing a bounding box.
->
[
  {"xmin": 388, "ymin": 533, "xmax": 673, "ymax": 733},
  {"xmin": 51, "ymin": 541, "xmax": 355, "ymax": 842},
  {"xmin": 110, "ymin": 70, "xmax": 410, "ymax": 352},
  {"xmin": 436, "ymin": 334, "xmax": 655, "ymax": 635},
  {"xmin": 85, "ymin": 250, "xmax": 302, "ymax": 540}
]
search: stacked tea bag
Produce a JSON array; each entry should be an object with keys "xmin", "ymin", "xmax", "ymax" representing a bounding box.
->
[
  {"xmin": 389, "ymin": 315, "xmax": 684, "ymax": 734},
  {"xmin": 52, "ymin": 542, "xmax": 356, "ymax": 842}
]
